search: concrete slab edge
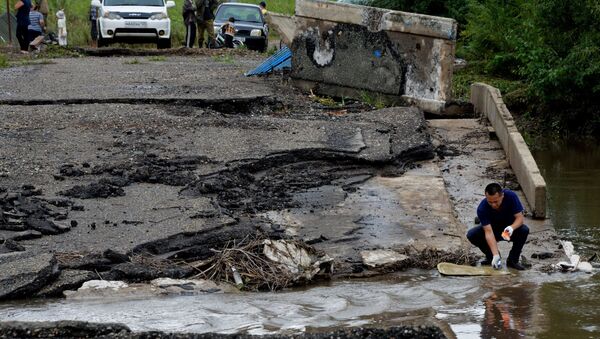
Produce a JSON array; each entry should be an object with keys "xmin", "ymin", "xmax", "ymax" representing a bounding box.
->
[
  {"xmin": 295, "ymin": 0, "xmax": 457, "ymax": 40},
  {"xmin": 470, "ymin": 83, "xmax": 547, "ymax": 218},
  {"xmin": 265, "ymin": 13, "xmax": 298, "ymax": 45},
  {"xmin": 292, "ymin": 78, "xmax": 445, "ymax": 114}
]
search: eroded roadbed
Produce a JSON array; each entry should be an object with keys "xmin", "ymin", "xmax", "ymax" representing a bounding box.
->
[{"xmin": 0, "ymin": 55, "xmax": 562, "ymax": 306}]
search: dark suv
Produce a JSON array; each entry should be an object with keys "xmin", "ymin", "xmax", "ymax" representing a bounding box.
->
[{"xmin": 213, "ymin": 3, "xmax": 268, "ymax": 52}]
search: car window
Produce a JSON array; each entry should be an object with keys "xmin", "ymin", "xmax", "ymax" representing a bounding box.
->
[
  {"xmin": 215, "ymin": 6, "xmax": 262, "ymax": 23},
  {"xmin": 104, "ymin": 0, "xmax": 164, "ymax": 6}
]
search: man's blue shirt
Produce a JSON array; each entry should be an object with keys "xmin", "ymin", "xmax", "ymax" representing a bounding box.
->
[{"xmin": 477, "ymin": 189, "xmax": 523, "ymax": 233}]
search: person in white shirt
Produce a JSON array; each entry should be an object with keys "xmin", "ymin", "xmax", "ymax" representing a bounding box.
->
[{"xmin": 56, "ymin": 9, "xmax": 67, "ymax": 46}]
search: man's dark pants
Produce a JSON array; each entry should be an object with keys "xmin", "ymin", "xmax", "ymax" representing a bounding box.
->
[
  {"xmin": 17, "ymin": 25, "xmax": 29, "ymax": 51},
  {"xmin": 467, "ymin": 224, "xmax": 529, "ymax": 263}
]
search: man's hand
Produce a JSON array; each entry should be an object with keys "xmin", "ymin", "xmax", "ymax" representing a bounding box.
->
[
  {"xmin": 502, "ymin": 226, "xmax": 514, "ymax": 241},
  {"xmin": 492, "ymin": 254, "xmax": 502, "ymax": 269}
]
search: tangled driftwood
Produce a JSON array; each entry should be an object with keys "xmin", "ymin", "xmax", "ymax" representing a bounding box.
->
[
  {"xmin": 397, "ymin": 246, "xmax": 474, "ymax": 269},
  {"xmin": 190, "ymin": 234, "xmax": 332, "ymax": 291}
]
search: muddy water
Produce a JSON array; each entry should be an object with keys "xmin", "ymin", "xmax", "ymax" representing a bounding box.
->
[
  {"xmin": 0, "ymin": 271, "xmax": 476, "ymax": 334},
  {"xmin": 0, "ymin": 271, "xmax": 560, "ymax": 337},
  {"xmin": 530, "ymin": 140, "xmax": 600, "ymax": 338}
]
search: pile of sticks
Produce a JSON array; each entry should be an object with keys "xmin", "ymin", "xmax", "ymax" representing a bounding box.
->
[
  {"xmin": 190, "ymin": 235, "xmax": 299, "ymax": 291},
  {"xmin": 398, "ymin": 246, "xmax": 474, "ymax": 269}
]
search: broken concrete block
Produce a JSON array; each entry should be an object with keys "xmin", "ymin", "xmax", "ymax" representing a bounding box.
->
[
  {"xmin": 360, "ymin": 249, "xmax": 409, "ymax": 268},
  {"xmin": 35, "ymin": 269, "xmax": 97, "ymax": 298},
  {"xmin": 290, "ymin": 0, "xmax": 457, "ymax": 113},
  {"xmin": 151, "ymin": 277, "xmax": 237, "ymax": 294},
  {"xmin": 7, "ymin": 230, "xmax": 43, "ymax": 241},
  {"xmin": 0, "ymin": 253, "xmax": 58, "ymax": 300}
]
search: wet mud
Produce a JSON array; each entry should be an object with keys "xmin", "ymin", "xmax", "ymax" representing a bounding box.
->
[{"xmin": 0, "ymin": 320, "xmax": 446, "ymax": 338}]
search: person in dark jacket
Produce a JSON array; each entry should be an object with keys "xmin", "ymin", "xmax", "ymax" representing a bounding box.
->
[
  {"xmin": 466, "ymin": 183, "xmax": 530, "ymax": 270},
  {"xmin": 15, "ymin": 0, "xmax": 32, "ymax": 53},
  {"xmin": 195, "ymin": 0, "xmax": 217, "ymax": 48},
  {"xmin": 182, "ymin": 0, "xmax": 196, "ymax": 48}
]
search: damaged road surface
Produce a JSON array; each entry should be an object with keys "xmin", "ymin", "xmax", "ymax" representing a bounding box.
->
[
  {"xmin": 0, "ymin": 55, "xmax": 471, "ymax": 304},
  {"xmin": 0, "ymin": 54, "xmax": 555, "ymax": 337}
]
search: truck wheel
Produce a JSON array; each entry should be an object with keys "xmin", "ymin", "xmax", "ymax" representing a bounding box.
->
[{"xmin": 157, "ymin": 38, "xmax": 171, "ymax": 49}]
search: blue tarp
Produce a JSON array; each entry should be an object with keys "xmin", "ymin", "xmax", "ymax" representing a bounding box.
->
[{"xmin": 245, "ymin": 45, "xmax": 292, "ymax": 76}]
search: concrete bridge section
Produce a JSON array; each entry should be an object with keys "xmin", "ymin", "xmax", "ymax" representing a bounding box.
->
[{"xmin": 267, "ymin": 0, "xmax": 457, "ymax": 114}]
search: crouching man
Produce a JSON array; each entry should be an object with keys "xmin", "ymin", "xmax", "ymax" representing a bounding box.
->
[{"xmin": 467, "ymin": 183, "xmax": 529, "ymax": 270}]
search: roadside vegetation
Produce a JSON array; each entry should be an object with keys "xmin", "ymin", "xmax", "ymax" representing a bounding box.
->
[
  {"xmin": 370, "ymin": 0, "xmax": 600, "ymax": 138},
  {"xmin": 0, "ymin": 53, "xmax": 8, "ymax": 68}
]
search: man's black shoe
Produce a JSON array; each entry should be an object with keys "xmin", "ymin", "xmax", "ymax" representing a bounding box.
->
[{"xmin": 507, "ymin": 260, "xmax": 526, "ymax": 270}]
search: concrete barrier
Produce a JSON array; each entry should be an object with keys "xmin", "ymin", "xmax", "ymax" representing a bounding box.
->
[
  {"xmin": 470, "ymin": 83, "xmax": 546, "ymax": 218},
  {"xmin": 269, "ymin": 0, "xmax": 457, "ymax": 114}
]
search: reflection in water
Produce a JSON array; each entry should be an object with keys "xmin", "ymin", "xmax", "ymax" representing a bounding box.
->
[{"xmin": 480, "ymin": 285, "xmax": 533, "ymax": 339}]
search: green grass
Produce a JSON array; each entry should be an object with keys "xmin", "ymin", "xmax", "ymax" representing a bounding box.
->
[
  {"xmin": 239, "ymin": 0, "xmax": 295, "ymax": 15},
  {"xmin": 0, "ymin": 53, "xmax": 8, "ymax": 68},
  {"xmin": 451, "ymin": 61, "xmax": 526, "ymax": 102},
  {"xmin": 123, "ymin": 58, "xmax": 142, "ymax": 64},
  {"xmin": 213, "ymin": 54, "xmax": 235, "ymax": 64},
  {"xmin": 147, "ymin": 55, "xmax": 167, "ymax": 62},
  {"xmin": 360, "ymin": 91, "xmax": 387, "ymax": 110}
]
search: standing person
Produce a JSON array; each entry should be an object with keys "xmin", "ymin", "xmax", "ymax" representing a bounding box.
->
[
  {"xmin": 466, "ymin": 183, "xmax": 530, "ymax": 270},
  {"xmin": 15, "ymin": 0, "xmax": 32, "ymax": 53},
  {"xmin": 37, "ymin": 0, "xmax": 49, "ymax": 21},
  {"xmin": 28, "ymin": 4, "xmax": 45, "ymax": 45},
  {"xmin": 195, "ymin": 0, "xmax": 217, "ymax": 48},
  {"xmin": 182, "ymin": 0, "xmax": 196, "ymax": 48},
  {"xmin": 56, "ymin": 9, "xmax": 67, "ymax": 46},
  {"xmin": 90, "ymin": 1, "xmax": 99, "ymax": 48},
  {"xmin": 259, "ymin": 1, "xmax": 267, "ymax": 15}
]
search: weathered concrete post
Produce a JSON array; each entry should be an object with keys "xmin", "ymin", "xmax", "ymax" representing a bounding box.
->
[{"xmin": 280, "ymin": 0, "xmax": 457, "ymax": 114}]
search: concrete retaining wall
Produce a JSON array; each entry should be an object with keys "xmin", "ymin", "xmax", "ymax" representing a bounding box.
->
[
  {"xmin": 470, "ymin": 83, "xmax": 546, "ymax": 218},
  {"xmin": 277, "ymin": 0, "xmax": 457, "ymax": 114}
]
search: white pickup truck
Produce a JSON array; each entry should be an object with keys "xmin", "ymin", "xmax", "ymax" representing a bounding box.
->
[{"xmin": 92, "ymin": 0, "xmax": 175, "ymax": 49}]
